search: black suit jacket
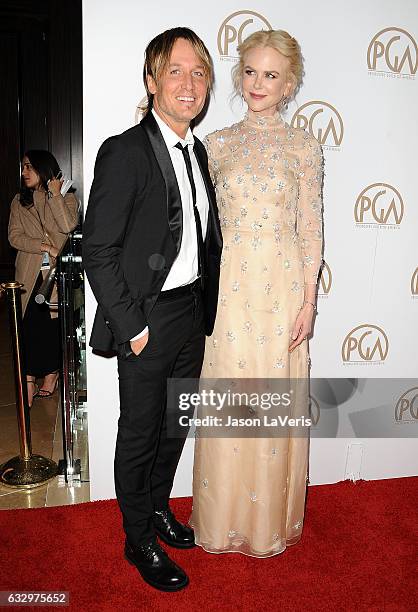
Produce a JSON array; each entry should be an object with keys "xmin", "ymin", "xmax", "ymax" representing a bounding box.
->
[{"xmin": 82, "ymin": 112, "xmax": 222, "ymax": 352}]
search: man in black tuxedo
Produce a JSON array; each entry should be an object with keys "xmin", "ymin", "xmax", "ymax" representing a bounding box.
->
[{"xmin": 83, "ymin": 28, "xmax": 221, "ymax": 592}]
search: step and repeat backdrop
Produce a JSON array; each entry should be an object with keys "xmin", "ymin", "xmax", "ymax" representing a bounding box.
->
[{"xmin": 83, "ymin": 0, "xmax": 418, "ymax": 500}]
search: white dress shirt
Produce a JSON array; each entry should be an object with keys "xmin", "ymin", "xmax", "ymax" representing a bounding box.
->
[{"xmin": 131, "ymin": 110, "xmax": 209, "ymax": 341}]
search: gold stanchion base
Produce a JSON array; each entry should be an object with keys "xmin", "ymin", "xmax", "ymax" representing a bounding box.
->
[{"xmin": 0, "ymin": 455, "xmax": 58, "ymax": 489}]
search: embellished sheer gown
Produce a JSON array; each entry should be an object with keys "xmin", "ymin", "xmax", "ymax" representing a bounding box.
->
[{"xmin": 190, "ymin": 112, "xmax": 323, "ymax": 557}]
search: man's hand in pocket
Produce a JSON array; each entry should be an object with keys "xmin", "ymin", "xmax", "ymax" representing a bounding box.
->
[{"xmin": 130, "ymin": 333, "xmax": 149, "ymax": 356}]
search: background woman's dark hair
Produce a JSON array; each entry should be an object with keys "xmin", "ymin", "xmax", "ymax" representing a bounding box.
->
[{"xmin": 19, "ymin": 150, "xmax": 61, "ymax": 207}]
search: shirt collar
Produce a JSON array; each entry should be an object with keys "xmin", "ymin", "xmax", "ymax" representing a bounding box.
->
[{"xmin": 152, "ymin": 109, "xmax": 194, "ymax": 149}]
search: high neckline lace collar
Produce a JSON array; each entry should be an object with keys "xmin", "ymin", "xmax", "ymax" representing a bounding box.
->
[{"xmin": 242, "ymin": 111, "xmax": 286, "ymax": 129}]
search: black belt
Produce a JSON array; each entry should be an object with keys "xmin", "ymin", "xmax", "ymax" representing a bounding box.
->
[{"xmin": 158, "ymin": 278, "xmax": 201, "ymax": 301}]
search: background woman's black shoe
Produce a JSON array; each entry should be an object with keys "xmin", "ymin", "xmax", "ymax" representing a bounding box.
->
[
  {"xmin": 153, "ymin": 508, "xmax": 195, "ymax": 549},
  {"xmin": 124, "ymin": 539, "xmax": 189, "ymax": 592},
  {"xmin": 37, "ymin": 371, "xmax": 59, "ymax": 397}
]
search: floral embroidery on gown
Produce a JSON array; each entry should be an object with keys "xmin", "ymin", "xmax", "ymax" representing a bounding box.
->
[{"xmin": 190, "ymin": 111, "xmax": 324, "ymax": 557}]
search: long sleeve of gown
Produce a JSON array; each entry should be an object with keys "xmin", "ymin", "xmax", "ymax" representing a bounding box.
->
[
  {"xmin": 202, "ymin": 133, "xmax": 220, "ymax": 186},
  {"xmin": 296, "ymin": 136, "xmax": 324, "ymax": 285}
]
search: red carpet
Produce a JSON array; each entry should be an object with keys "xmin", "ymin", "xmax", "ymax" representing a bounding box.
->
[{"xmin": 0, "ymin": 478, "xmax": 416, "ymax": 611}]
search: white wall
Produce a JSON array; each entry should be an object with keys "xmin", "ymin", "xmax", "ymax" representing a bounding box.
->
[{"xmin": 83, "ymin": 0, "xmax": 418, "ymax": 501}]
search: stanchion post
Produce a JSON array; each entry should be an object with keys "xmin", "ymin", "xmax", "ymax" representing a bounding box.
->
[
  {"xmin": 2, "ymin": 282, "xmax": 32, "ymax": 460},
  {"xmin": 0, "ymin": 282, "xmax": 58, "ymax": 488}
]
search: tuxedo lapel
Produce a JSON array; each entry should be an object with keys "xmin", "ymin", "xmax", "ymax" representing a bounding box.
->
[
  {"xmin": 193, "ymin": 138, "xmax": 222, "ymax": 249},
  {"xmin": 193, "ymin": 140, "xmax": 215, "ymax": 212},
  {"xmin": 140, "ymin": 112, "xmax": 182, "ymax": 254}
]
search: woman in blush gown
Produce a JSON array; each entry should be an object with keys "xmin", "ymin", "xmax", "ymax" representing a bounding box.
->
[{"xmin": 190, "ymin": 30, "xmax": 324, "ymax": 557}]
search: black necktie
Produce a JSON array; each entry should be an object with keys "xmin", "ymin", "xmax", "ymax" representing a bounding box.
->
[{"xmin": 175, "ymin": 142, "xmax": 205, "ymax": 289}]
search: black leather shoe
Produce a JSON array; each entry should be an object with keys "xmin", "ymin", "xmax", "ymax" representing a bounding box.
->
[
  {"xmin": 153, "ymin": 508, "xmax": 196, "ymax": 549},
  {"xmin": 124, "ymin": 539, "xmax": 189, "ymax": 592}
]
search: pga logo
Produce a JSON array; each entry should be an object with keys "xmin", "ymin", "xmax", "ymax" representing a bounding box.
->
[
  {"xmin": 318, "ymin": 261, "xmax": 332, "ymax": 296},
  {"xmin": 368, "ymin": 27, "xmax": 418, "ymax": 76},
  {"xmin": 395, "ymin": 387, "xmax": 418, "ymax": 423},
  {"xmin": 410, "ymin": 268, "xmax": 418, "ymax": 296},
  {"xmin": 342, "ymin": 325, "xmax": 389, "ymax": 363},
  {"xmin": 291, "ymin": 101, "xmax": 344, "ymax": 148},
  {"xmin": 218, "ymin": 11, "xmax": 272, "ymax": 58},
  {"xmin": 355, "ymin": 183, "xmax": 404, "ymax": 226}
]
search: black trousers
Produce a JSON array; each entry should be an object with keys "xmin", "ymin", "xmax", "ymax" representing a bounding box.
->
[
  {"xmin": 115, "ymin": 283, "xmax": 205, "ymax": 546},
  {"xmin": 23, "ymin": 273, "xmax": 60, "ymax": 378}
]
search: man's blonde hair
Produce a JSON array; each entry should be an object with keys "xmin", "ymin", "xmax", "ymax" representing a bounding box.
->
[{"xmin": 141, "ymin": 27, "xmax": 214, "ymax": 115}]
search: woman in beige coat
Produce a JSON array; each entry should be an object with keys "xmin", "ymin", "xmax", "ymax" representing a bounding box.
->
[{"xmin": 8, "ymin": 150, "xmax": 79, "ymax": 406}]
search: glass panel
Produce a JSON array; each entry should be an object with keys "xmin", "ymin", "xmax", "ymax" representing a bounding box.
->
[{"xmin": 56, "ymin": 233, "xmax": 89, "ymax": 487}]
